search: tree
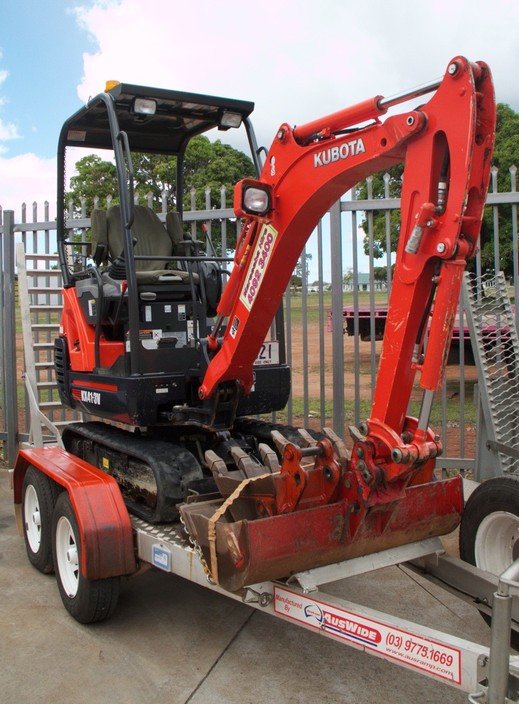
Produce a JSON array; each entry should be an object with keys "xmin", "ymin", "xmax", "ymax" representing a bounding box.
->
[
  {"xmin": 290, "ymin": 253, "xmax": 312, "ymax": 291},
  {"xmin": 65, "ymin": 136, "xmax": 256, "ymax": 250},
  {"xmin": 479, "ymin": 104, "xmax": 519, "ymax": 274},
  {"xmin": 343, "ymin": 269, "xmax": 353, "ymax": 289},
  {"xmin": 66, "ymin": 155, "xmax": 117, "ymax": 216},
  {"xmin": 356, "ymin": 103, "xmax": 519, "ymax": 275},
  {"xmin": 357, "ymin": 167, "xmax": 403, "ymax": 259},
  {"xmin": 373, "ymin": 266, "xmax": 388, "ymax": 286}
]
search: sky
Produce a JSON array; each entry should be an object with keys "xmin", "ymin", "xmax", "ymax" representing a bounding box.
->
[{"xmin": 1, "ymin": 0, "xmax": 518, "ymax": 275}]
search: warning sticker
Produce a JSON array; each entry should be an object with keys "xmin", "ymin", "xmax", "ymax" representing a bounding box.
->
[
  {"xmin": 239, "ymin": 223, "xmax": 277, "ymax": 311},
  {"xmin": 273, "ymin": 587, "xmax": 461, "ymax": 684}
]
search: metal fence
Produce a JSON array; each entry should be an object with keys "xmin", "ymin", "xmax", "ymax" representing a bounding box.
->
[{"xmin": 1, "ymin": 167, "xmax": 518, "ymax": 471}]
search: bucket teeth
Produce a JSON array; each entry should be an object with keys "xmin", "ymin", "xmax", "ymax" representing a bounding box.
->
[
  {"xmin": 322, "ymin": 427, "xmax": 351, "ymax": 464},
  {"xmin": 229, "ymin": 446, "xmax": 265, "ymax": 478},
  {"xmin": 271, "ymin": 429, "xmax": 290, "ymax": 455},
  {"xmin": 258, "ymin": 443, "xmax": 280, "ymax": 472},
  {"xmin": 296, "ymin": 428, "xmax": 317, "ymax": 447},
  {"xmin": 205, "ymin": 450, "xmax": 228, "ymax": 477}
]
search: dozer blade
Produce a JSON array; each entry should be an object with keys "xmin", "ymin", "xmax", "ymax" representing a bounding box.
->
[{"xmin": 180, "ymin": 475, "xmax": 463, "ymax": 593}]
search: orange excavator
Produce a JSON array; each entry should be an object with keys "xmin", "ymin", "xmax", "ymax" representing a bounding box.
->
[{"xmin": 13, "ymin": 56, "xmax": 495, "ymax": 621}]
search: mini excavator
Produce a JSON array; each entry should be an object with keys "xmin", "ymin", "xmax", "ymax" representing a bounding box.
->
[{"xmin": 14, "ymin": 57, "xmax": 495, "ymax": 601}]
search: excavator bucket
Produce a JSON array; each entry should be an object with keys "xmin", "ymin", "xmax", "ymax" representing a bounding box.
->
[{"xmin": 180, "ymin": 470, "xmax": 463, "ymax": 593}]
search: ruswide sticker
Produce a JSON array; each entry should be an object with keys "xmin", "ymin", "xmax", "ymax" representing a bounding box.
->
[{"xmin": 273, "ymin": 586, "xmax": 461, "ymax": 684}]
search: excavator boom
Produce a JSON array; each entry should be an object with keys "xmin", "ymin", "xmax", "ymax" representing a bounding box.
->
[{"xmin": 182, "ymin": 56, "xmax": 496, "ymax": 590}]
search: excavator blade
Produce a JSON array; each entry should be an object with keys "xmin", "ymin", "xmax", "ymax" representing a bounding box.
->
[{"xmin": 180, "ymin": 475, "xmax": 463, "ymax": 593}]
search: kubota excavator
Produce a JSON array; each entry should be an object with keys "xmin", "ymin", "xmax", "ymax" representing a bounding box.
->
[{"xmin": 13, "ymin": 56, "xmax": 496, "ymax": 622}]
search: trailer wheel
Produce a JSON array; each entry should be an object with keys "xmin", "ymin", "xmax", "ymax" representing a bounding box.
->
[
  {"xmin": 52, "ymin": 492, "xmax": 120, "ymax": 624},
  {"xmin": 460, "ymin": 476, "xmax": 519, "ymax": 648},
  {"xmin": 22, "ymin": 466, "xmax": 60, "ymax": 574},
  {"xmin": 460, "ymin": 476, "xmax": 519, "ymax": 572}
]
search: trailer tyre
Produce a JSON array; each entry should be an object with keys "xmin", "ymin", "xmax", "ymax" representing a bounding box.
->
[
  {"xmin": 460, "ymin": 476, "xmax": 519, "ymax": 648},
  {"xmin": 460, "ymin": 476, "xmax": 519, "ymax": 572},
  {"xmin": 52, "ymin": 492, "xmax": 120, "ymax": 624},
  {"xmin": 22, "ymin": 466, "xmax": 60, "ymax": 574}
]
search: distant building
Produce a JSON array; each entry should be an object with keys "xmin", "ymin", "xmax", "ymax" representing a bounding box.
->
[{"xmin": 343, "ymin": 273, "xmax": 386, "ymax": 292}]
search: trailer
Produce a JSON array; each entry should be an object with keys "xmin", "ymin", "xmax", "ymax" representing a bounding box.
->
[{"xmin": 10, "ymin": 448, "xmax": 519, "ymax": 702}]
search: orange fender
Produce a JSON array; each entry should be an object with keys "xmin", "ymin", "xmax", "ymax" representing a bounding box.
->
[{"xmin": 14, "ymin": 447, "xmax": 137, "ymax": 580}]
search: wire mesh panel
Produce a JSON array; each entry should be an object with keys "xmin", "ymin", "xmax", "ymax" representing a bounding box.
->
[{"xmin": 463, "ymin": 271, "xmax": 519, "ymax": 478}]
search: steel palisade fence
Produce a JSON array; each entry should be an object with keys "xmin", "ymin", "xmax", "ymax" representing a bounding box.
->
[{"xmin": 0, "ymin": 167, "xmax": 518, "ymax": 472}]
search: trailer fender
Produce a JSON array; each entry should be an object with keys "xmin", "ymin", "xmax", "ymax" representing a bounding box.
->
[{"xmin": 13, "ymin": 447, "xmax": 137, "ymax": 580}]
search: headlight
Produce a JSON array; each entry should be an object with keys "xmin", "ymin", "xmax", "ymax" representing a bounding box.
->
[
  {"xmin": 132, "ymin": 97, "xmax": 157, "ymax": 116},
  {"xmin": 235, "ymin": 180, "xmax": 272, "ymax": 217},
  {"xmin": 220, "ymin": 110, "xmax": 243, "ymax": 129}
]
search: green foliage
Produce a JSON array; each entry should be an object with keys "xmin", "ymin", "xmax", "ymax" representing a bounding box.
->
[
  {"xmin": 182, "ymin": 136, "xmax": 256, "ymax": 211},
  {"xmin": 66, "ymin": 154, "xmax": 117, "ymax": 216},
  {"xmin": 479, "ymin": 104, "xmax": 519, "ymax": 274},
  {"xmin": 290, "ymin": 253, "xmax": 312, "ymax": 291},
  {"xmin": 356, "ymin": 164, "xmax": 403, "ymax": 258},
  {"xmin": 65, "ymin": 135, "xmax": 256, "ymax": 250},
  {"xmin": 356, "ymin": 103, "xmax": 518, "ymax": 275}
]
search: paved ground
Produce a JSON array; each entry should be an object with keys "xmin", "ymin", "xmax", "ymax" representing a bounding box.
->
[{"xmin": 0, "ymin": 470, "xmax": 493, "ymax": 704}]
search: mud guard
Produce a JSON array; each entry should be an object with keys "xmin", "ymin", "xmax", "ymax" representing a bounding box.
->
[{"xmin": 13, "ymin": 447, "xmax": 137, "ymax": 580}]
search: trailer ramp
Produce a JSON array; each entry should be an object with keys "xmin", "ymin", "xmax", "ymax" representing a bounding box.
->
[{"xmin": 462, "ymin": 272, "xmax": 519, "ymax": 480}]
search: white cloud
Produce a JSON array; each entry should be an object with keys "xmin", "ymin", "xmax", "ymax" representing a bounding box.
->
[
  {"xmin": 2, "ymin": 0, "xmax": 518, "ymax": 219},
  {"xmin": 0, "ymin": 153, "xmax": 57, "ymax": 216},
  {"xmin": 0, "ymin": 65, "xmax": 20, "ymax": 149},
  {"xmin": 0, "ymin": 117, "xmax": 20, "ymax": 142},
  {"xmin": 73, "ymin": 0, "xmax": 519, "ymax": 150}
]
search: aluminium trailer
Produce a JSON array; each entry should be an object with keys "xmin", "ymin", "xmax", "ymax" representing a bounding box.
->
[{"xmin": 11, "ymin": 446, "xmax": 519, "ymax": 704}]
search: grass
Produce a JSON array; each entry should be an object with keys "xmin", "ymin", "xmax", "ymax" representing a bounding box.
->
[
  {"xmin": 285, "ymin": 289, "xmax": 389, "ymax": 325},
  {"xmin": 282, "ymin": 287, "xmax": 478, "ymax": 431},
  {"xmin": 267, "ymin": 389, "xmax": 476, "ymax": 428}
]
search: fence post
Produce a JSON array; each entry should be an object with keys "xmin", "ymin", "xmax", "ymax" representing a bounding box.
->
[
  {"xmin": 330, "ymin": 200, "xmax": 345, "ymax": 436},
  {"xmin": 2, "ymin": 210, "xmax": 18, "ymax": 466},
  {"xmin": 0, "ymin": 207, "xmax": 4, "ymax": 445}
]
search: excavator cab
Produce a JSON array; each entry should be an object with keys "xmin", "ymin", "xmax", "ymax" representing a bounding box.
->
[{"xmin": 54, "ymin": 83, "xmax": 290, "ymax": 429}]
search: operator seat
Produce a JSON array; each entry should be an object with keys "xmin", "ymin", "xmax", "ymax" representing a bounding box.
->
[{"xmin": 91, "ymin": 205, "xmax": 195, "ymax": 284}]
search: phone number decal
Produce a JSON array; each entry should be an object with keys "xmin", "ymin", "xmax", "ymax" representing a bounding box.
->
[
  {"xmin": 240, "ymin": 224, "xmax": 277, "ymax": 312},
  {"xmin": 274, "ymin": 587, "xmax": 461, "ymax": 684}
]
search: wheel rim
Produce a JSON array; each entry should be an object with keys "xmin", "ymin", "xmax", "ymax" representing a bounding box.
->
[
  {"xmin": 55, "ymin": 515, "xmax": 79, "ymax": 597},
  {"xmin": 474, "ymin": 510, "xmax": 519, "ymax": 575},
  {"xmin": 24, "ymin": 484, "xmax": 42, "ymax": 553}
]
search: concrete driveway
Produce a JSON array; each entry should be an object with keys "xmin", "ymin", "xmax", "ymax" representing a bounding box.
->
[{"xmin": 0, "ymin": 470, "xmax": 492, "ymax": 704}]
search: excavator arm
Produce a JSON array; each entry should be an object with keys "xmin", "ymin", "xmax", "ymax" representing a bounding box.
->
[
  {"xmin": 200, "ymin": 56, "xmax": 494, "ymax": 475},
  {"xmin": 181, "ymin": 57, "xmax": 496, "ymax": 591}
]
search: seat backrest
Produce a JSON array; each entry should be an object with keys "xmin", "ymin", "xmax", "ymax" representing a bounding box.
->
[
  {"xmin": 113, "ymin": 205, "xmax": 177, "ymax": 272},
  {"xmin": 91, "ymin": 205, "xmax": 178, "ymax": 272},
  {"xmin": 91, "ymin": 205, "xmax": 200, "ymax": 285}
]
